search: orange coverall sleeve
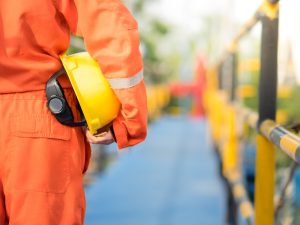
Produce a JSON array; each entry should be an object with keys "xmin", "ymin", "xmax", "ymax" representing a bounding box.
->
[{"xmin": 73, "ymin": 0, "xmax": 147, "ymax": 149}]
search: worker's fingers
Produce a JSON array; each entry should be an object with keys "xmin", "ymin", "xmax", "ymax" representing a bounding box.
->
[
  {"xmin": 86, "ymin": 132, "xmax": 114, "ymax": 145},
  {"xmin": 85, "ymin": 129, "xmax": 115, "ymax": 145}
]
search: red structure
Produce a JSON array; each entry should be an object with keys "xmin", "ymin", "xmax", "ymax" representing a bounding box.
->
[{"xmin": 169, "ymin": 56, "xmax": 206, "ymax": 117}]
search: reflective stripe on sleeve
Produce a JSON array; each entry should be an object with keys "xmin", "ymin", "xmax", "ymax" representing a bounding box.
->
[{"xmin": 107, "ymin": 70, "xmax": 144, "ymax": 89}]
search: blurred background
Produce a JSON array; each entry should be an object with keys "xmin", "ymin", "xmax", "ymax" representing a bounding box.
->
[{"xmin": 69, "ymin": 1, "xmax": 300, "ymax": 225}]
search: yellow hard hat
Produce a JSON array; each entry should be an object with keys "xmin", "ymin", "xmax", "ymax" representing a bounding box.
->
[{"xmin": 46, "ymin": 52, "xmax": 120, "ymax": 135}]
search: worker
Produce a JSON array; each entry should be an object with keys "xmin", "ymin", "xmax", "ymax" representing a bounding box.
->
[{"xmin": 0, "ymin": 0, "xmax": 147, "ymax": 224}]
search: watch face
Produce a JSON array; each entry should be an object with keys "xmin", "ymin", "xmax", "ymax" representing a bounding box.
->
[{"xmin": 49, "ymin": 97, "xmax": 65, "ymax": 114}]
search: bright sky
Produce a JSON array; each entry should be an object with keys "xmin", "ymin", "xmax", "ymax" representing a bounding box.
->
[
  {"xmin": 145, "ymin": 0, "xmax": 300, "ymax": 83},
  {"xmin": 146, "ymin": 0, "xmax": 262, "ymax": 80},
  {"xmin": 147, "ymin": 0, "xmax": 261, "ymax": 34}
]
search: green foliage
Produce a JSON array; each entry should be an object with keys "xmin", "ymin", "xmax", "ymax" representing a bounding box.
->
[
  {"xmin": 124, "ymin": 0, "xmax": 180, "ymax": 85},
  {"xmin": 238, "ymin": 61, "xmax": 259, "ymax": 111},
  {"xmin": 151, "ymin": 20, "xmax": 169, "ymax": 35},
  {"xmin": 67, "ymin": 36, "xmax": 85, "ymax": 54},
  {"xmin": 131, "ymin": 0, "xmax": 144, "ymax": 13},
  {"xmin": 276, "ymin": 147, "xmax": 293, "ymax": 168},
  {"xmin": 66, "ymin": 45, "xmax": 81, "ymax": 55},
  {"xmin": 140, "ymin": 19, "xmax": 178, "ymax": 84},
  {"xmin": 283, "ymin": 86, "xmax": 300, "ymax": 124}
]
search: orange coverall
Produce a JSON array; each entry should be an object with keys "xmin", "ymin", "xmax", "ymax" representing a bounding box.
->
[{"xmin": 0, "ymin": 0, "xmax": 147, "ymax": 224}]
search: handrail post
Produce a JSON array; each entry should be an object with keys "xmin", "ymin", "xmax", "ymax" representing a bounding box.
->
[
  {"xmin": 255, "ymin": 2, "xmax": 279, "ymax": 225},
  {"xmin": 218, "ymin": 62, "xmax": 224, "ymax": 90},
  {"xmin": 223, "ymin": 105, "xmax": 238, "ymax": 225},
  {"xmin": 225, "ymin": 47, "xmax": 238, "ymax": 224},
  {"xmin": 230, "ymin": 50, "xmax": 237, "ymax": 102}
]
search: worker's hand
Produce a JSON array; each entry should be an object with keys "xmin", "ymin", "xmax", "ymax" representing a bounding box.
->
[{"xmin": 85, "ymin": 129, "xmax": 115, "ymax": 145}]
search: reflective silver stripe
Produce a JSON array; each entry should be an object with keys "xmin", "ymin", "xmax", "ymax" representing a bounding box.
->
[{"xmin": 107, "ymin": 70, "xmax": 144, "ymax": 89}]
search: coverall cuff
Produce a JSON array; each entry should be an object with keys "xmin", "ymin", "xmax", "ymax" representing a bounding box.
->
[{"xmin": 112, "ymin": 119, "xmax": 128, "ymax": 150}]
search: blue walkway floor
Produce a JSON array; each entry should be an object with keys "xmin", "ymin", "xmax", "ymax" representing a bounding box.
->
[{"xmin": 85, "ymin": 116, "xmax": 226, "ymax": 225}]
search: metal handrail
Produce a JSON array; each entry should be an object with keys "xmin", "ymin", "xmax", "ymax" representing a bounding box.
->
[
  {"xmin": 226, "ymin": 171, "xmax": 254, "ymax": 225},
  {"xmin": 205, "ymin": 0, "xmax": 292, "ymax": 225},
  {"xmin": 260, "ymin": 120, "xmax": 300, "ymax": 163},
  {"xmin": 234, "ymin": 104, "xmax": 258, "ymax": 130},
  {"xmin": 225, "ymin": 0, "xmax": 279, "ymax": 55}
]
